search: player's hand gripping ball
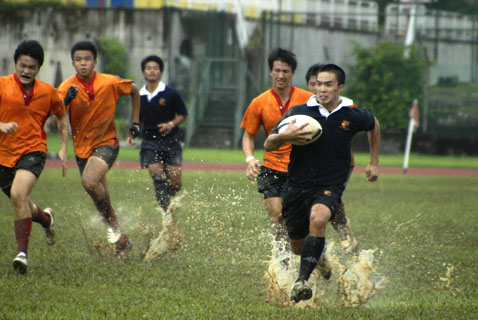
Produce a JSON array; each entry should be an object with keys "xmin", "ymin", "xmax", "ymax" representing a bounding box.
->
[{"xmin": 277, "ymin": 114, "xmax": 322, "ymax": 145}]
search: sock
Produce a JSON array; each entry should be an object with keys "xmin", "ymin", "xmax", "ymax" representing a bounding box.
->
[
  {"xmin": 93, "ymin": 192, "xmax": 117, "ymax": 227},
  {"xmin": 297, "ymin": 236, "xmax": 325, "ymax": 282},
  {"xmin": 168, "ymin": 185, "xmax": 179, "ymax": 197},
  {"xmin": 31, "ymin": 204, "xmax": 51, "ymax": 229},
  {"xmin": 14, "ymin": 218, "xmax": 33, "ymax": 254},
  {"xmin": 153, "ymin": 179, "xmax": 171, "ymax": 211}
]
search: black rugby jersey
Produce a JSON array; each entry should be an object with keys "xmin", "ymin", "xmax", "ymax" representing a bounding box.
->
[
  {"xmin": 139, "ymin": 83, "xmax": 188, "ymax": 142},
  {"xmin": 271, "ymin": 102, "xmax": 375, "ymax": 187}
]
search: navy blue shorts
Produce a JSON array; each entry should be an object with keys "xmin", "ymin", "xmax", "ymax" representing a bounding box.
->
[
  {"xmin": 140, "ymin": 140, "xmax": 183, "ymax": 168},
  {"xmin": 0, "ymin": 151, "xmax": 46, "ymax": 197},
  {"xmin": 76, "ymin": 145, "xmax": 119, "ymax": 176},
  {"xmin": 282, "ymin": 183, "xmax": 344, "ymax": 240},
  {"xmin": 257, "ymin": 166, "xmax": 288, "ymax": 199}
]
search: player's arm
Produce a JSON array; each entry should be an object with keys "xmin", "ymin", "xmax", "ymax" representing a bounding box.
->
[
  {"xmin": 158, "ymin": 114, "xmax": 187, "ymax": 135},
  {"xmin": 55, "ymin": 112, "xmax": 69, "ymax": 177},
  {"xmin": 365, "ymin": 116, "xmax": 380, "ymax": 182},
  {"xmin": 130, "ymin": 83, "xmax": 140, "ymax": 124},
  {"xmin": 242, "ymin": 131, "xmax": 260, "ymax": 180},
  {"xmin": 127, "ymin": 84, "xmax": 141, "ymax": 145},
  {"xmin": 264, "ymin": 119, "xmax": 309, "ymax": 151}
]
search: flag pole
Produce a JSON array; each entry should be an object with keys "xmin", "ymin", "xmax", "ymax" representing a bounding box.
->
[
  {"xmin": 403, "ymin": 117, "xmax": 415, "ymax": 175},
  {"xmin": 403, "ymin": 99, "xmax": 419, "ymax": 174}
]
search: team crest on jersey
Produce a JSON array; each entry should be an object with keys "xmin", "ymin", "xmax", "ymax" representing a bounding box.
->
[
  {"xmin": 323, "ymin": 190, "xmax": 332, "ymax": 197},
  {"xmin": 159, "ymin": 98, "xmax": 166, "ymax": 106},
  {"xmin": 340, "ymin": 120, "xmax": 350, "ymax": 130}
]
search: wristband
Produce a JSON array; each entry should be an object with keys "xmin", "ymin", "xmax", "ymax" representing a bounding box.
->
[{"xmin": 245, "ymin": 156, "xmax": 255, "ymax": 163}]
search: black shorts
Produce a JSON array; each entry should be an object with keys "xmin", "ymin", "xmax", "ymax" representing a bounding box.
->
[
  {"xmin": 282, "ymin": 183, "xmax": 344, "ymax": 240},
  {"xmin": 140, "ymin": 145, "xmax": 183, "ymax": 169},
  {"xmin": 76, "ymin": 145, "xmax": 119, "ymax": 176},
  {"xmin": 257, "ymin": 166, "xmax": 288, "ymax": 199},
  {"xmin": 0, "ymin": 151, "xmax": 46, "ymax": 197}
]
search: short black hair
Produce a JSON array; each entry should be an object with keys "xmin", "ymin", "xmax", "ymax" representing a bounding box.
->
[
  {"xmin": 14, "ymin": 40, "xmax": 44, "ymax": 67},
  {"xmin": 267, "ymin": 48, "xmax": 297, "ymax": 72},
  {"xmin": 71, "ymin": 40, "xmax": 97, "ymax": 60},
  {"xmin": 318, "ymin": 64, "xmax": 346, "ymax": 86},
  {"xmin": 141, "ymin": 55, "xmax": 164, "ymax": 72},
  {"xmin": 305, "ymin": 63, "xmax": 323, "ymax": 83}
]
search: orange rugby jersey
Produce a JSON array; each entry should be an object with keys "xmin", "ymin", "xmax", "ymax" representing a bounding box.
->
[
  {"xmin": 58, "ymin": 72, "xmax": 133, "ymax": 158},
  {"xmin": 0, "ymin": 74, "xmax": 65, "ymax": 168},
  {"xmin": 241, "ymin": 86, "xmax": 312, "ymax": 172}
]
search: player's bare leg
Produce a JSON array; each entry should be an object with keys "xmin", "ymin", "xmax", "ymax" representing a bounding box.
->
[
  {"xmin": 265, "ymin": 197, "xmax": 288, "ymax": 241},
  {"xmin": 81, "ymin": 157, "xmax": 130, "ymax": 254},
  {"xmin": 165, "ymin": 164, "xmax": 182, "ymax": 209},
  {"xmin": 149, "ymin": 163, "xmax": 183, "ymax": 212},
  {"xmin": 330, "ymin": 201, "xmax": 358, "ymax": 253},
  {"xmin": 28, "ymin": 199, "xmax": 56, "ymax": 245},
  {"xmin": 10, "ymin": 169, "xmax": 37, "ymax": 273},
  {"xmin": 265, "ymin": 197, "xmax": 290, "ymax": 261}
]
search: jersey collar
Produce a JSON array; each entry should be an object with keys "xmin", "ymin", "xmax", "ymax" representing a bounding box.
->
[
  {"xmin": 76, "ymin": 72, "xmax": 96, "ymax": 101},
  {"xmin": 270, "ymin": 86, "xmax": 295, "ymax": 115},
  {"xmin": 140, "ymin": 82, "xmax": 166, "ymax": 102},
  {"xmin": 306, "ymin": 95, "xmax": 354, "ymax": 118},
  {"xmin": 13, "ymin": 73, "xmax": 35, "ymax": 106}
]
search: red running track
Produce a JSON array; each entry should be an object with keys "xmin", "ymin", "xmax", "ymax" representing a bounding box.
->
[{"xmin": 45, "ymin": 159, "xmax": 478, "ymax": 176}]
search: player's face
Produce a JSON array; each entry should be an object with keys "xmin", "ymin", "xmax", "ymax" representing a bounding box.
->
[
  {"xmin": 72, "ymin": 50, "xmax": 97, "ymax": 81},
  {"xmin": 143, "ymin": 61, "xmax": 162, "ymax": 82},
  {"xmin": 307, "ymin": 77, "xmax": 318, "ymax": 94},
  {"xmin": 15, "ymin": 55, "xmax": 40, "ymax": 89},
  {"xmin": 270, "ymin": 60, "xmax": 294, "ymax": 91},
  {"xmin": 316, "ymin": 71, "xmax": 344, "ymax": 109}
]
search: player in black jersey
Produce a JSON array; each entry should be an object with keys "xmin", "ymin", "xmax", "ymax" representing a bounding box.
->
[
  {"xmin": 128, "ymin": 55, "xmax": 188, "ymax": 212},
  {"xmin": 265, "ymin": 64, "xmax": 380, "ymax": 303}
]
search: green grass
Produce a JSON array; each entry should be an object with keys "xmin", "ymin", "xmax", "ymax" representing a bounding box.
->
[
  {"xmin": 1, "ymin": 168, "xmax": 477, "ymax": 319},
  {"xmin": 45, "ymin": 133, "xmax": 478, "ymax": 168}
]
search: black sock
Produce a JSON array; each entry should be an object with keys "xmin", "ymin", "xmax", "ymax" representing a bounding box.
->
[
  {"xmin": 168, "ymin": 186, "xmax": 179, "ymax": 197},
  {"xmin": 153, "ymin": 179, "xmax": 170, "ymax": 211},
  {"xmin": 298, "ymin": 236, "xmax": 325, "ymax": 282}
]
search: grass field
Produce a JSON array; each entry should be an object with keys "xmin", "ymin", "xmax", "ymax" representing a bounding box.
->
[
  {"xmin": 1, "ymin": 165, "xmax": 477, "ymax": 319},
  {"xmin": 45, "ymin": 133, "xmax": 478, "ymax": 168}
]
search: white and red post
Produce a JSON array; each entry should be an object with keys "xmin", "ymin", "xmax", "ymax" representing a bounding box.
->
[{"xmin": 403, "ymin": 99, "xmax": 420, "ymax": 174}]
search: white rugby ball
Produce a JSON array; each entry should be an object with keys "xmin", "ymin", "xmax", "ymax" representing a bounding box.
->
[{"xmin": 277, "ymin": 114, "xmax": 322, "ymax": 145}]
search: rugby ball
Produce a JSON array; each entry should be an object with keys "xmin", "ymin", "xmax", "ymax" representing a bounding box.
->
[{"xmin": 277, "ymin": 114, "xmax": 322, "ymax": 145}]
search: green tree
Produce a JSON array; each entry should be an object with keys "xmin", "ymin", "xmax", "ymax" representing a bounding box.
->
[
  {"xmin": 95, "ymin": 37, "xmax": 129, "ymax": 78},
  {"xmin": 425, "ymin": 0, "xmax": 478, "ymax": 16},
  {"xmin": 346, "ymin": 42, "xmax": 426, "ymax": 130}
]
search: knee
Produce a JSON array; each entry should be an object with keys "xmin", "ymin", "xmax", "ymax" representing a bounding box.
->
[
  {"xmin": 10, "ymin": 190, "xmax": 26, "ymax": 208},
  {"xmin": 270, "ymin": 214, "xmax": 281, "ymax": 224},
  {"xmin": 265, "ymin": 201, "xmax": 282, "ymax": 223},
  {"xmin": 310, "ymin": 212, "xmax": 329, "ymax": 230},
  {"xmin": 81, "ymin": 177, "xmax": 98, "ymax": 194}
]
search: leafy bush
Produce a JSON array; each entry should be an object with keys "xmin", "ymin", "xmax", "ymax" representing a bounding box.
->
[{"xmin": 346, "ymin": 42, "xmax": 426, "ymax": 130}]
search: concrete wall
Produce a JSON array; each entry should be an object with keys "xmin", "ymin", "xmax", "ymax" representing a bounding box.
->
[
  {"xmin": 0, "ymin": 8, "xmax": 168, "ymax": 87},
  {"xmin": 0, "ymin": 7, "xmax": 476, "ymax": 89}
]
